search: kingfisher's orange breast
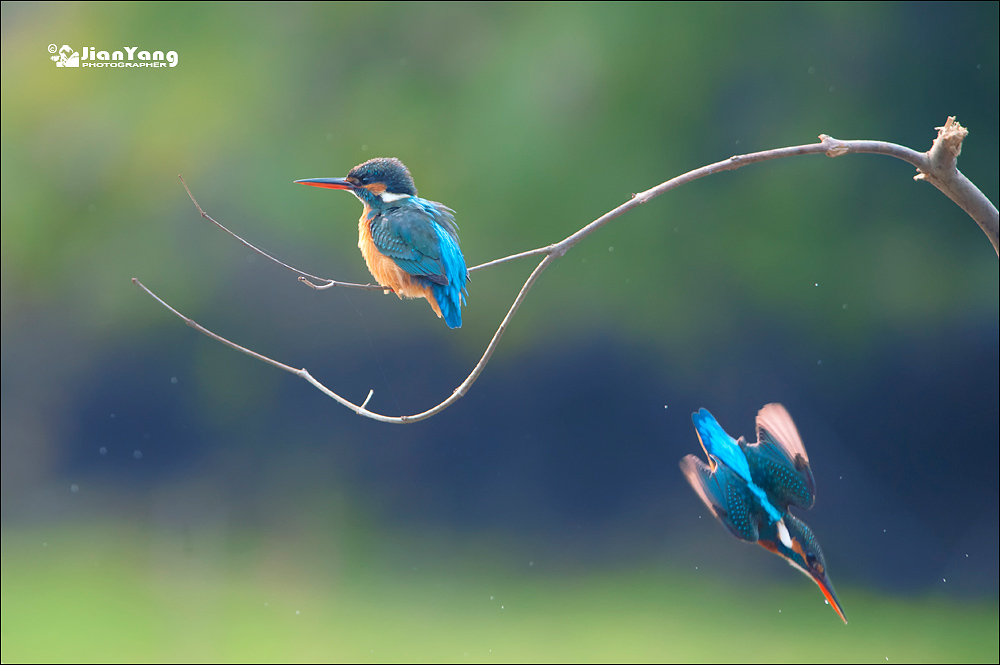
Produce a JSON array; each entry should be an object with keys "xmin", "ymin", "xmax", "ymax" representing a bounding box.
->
[{"xmin": 357, "ymin": 212, "xmax": 443, "ymax": 319}]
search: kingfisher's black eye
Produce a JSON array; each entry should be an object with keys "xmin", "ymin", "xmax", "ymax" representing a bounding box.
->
[{"xmin": 806, "ymin": 552, "xmax": 817, "ymax": 567}]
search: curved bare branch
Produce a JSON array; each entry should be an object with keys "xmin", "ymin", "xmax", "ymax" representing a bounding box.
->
[{"xmin": 137, "ymin": 119, "xmax": 998, "ymax": 424}]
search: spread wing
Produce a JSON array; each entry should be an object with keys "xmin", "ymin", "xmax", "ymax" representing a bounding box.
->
[
  {"xmin": 680, "ymin": 454, "xmax": 761, "ymax": 543},
  {"xmin": 744, "ymin": 403, "xmax": 816, "ymax": 510},
  {"xmin": 369, "ymin": 201, "xmax": 458, "ymax": 286}
]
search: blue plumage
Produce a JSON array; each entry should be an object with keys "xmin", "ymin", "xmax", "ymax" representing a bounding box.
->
[
  {"xmin": 367, "ymin": 197, "xmax": 467, "ymax": 328},
  {"xmin": 428, "ymin": 219, "xmax": 467, "ymax": 329},
  {"xmin": 691, "ymin": 408, "xmax": 753, "ymax": 484}
]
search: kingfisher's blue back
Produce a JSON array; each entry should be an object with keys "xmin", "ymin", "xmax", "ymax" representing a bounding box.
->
[{"xmin": 366, "ymin": 196, "xmax": 467, "ymax": 328}]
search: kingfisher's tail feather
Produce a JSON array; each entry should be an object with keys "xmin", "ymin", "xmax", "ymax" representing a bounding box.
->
[
  {"xmin": 692, "ymin": 409, "xmax": 732, "ymax": 459},
  {"xmin": 430, "ymin": 222, "xmax": 467, "ymax": 329},
  {"xmin": 433, "ymin": 283, "xmax": 464, "ymax": 329},
  {"xmin": 691, "ymin": 408, "xmax": 753, "ymax": 484}
]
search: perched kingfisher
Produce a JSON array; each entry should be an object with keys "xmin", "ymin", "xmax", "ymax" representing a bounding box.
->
[
  {"xmin": 679, "ymin": 403, "xmax": 847, "ymax": 623},
  {"xmin": 296, "ymin": 158, "xmax": 468, "ymax": 328}
]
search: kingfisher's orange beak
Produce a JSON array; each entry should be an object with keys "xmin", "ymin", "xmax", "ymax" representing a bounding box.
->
[
  {"xmin": 759, "ymin": 539, "xmax": 848, "ymax": 624},
  {"xmin": 811, "ymin": 569, "xmax": 848, "ymax": 624},
  {"xmin": 294, "ymin": 177, "xmax": 354, "ymax": 190}
]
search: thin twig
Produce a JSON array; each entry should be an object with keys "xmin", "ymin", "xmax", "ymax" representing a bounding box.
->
[
  {"xmin": 469, "ymin": 246, "xmax": 555, "ymax": 273},
  {"xmin": 138, "ymin": 121, "xmax": 998, "ymax": 424}
]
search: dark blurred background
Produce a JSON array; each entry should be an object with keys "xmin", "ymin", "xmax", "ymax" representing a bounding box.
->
[{"xmin": 2, "ymin": 2, "xmax": 997, "ymax": 661}]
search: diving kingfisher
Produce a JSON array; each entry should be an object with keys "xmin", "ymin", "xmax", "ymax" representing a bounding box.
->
[
  {"xmin": 680, "ymin": 403, "xmax": 847, "ymax": 623},
  {"xmin": 296, "ymin": 158, "xmax": 468, "ymax": 328}
]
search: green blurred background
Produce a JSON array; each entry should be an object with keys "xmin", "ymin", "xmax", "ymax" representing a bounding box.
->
[{"xmin": 2, "ymin": 2, "xmax": 998, "ymax": 661}]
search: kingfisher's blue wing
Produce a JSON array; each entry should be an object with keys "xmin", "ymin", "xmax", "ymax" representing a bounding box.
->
[
  {"xmin": 680, "ymin": 454, "xmax": 761, "ymax": 542},
  {"xmin": 744, "ymin": 403, "xmax": 816, "ymax": 510},
  {"xmin": 369, "ymin": 200, "xmax": 460, "ymax": 286}
]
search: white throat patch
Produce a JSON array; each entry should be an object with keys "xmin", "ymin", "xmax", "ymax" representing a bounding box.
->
[
  {"xmin": 380, "ymin": 192, "xmax": 410, "ymax": 203},
  {"xmin": 777, "ymin": 519, "xmax": 793, "ymax": 549}
]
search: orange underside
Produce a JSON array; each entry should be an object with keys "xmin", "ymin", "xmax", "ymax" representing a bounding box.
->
[{"xmin": 358, "ymin": 214, "xmax": 442, "ymax": 319}]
